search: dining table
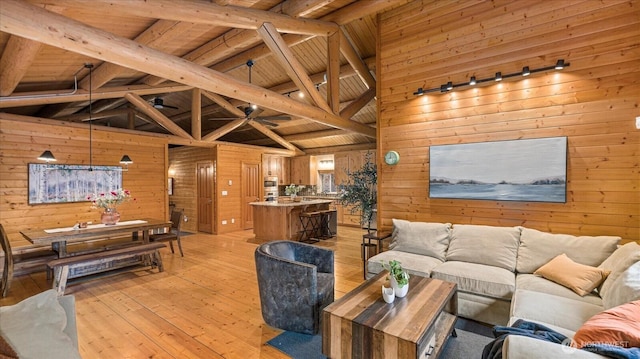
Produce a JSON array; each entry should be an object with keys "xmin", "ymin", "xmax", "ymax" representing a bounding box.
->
[{"xmin": 20, "ymin": 218, "xmax": 171, "ymax": 258}]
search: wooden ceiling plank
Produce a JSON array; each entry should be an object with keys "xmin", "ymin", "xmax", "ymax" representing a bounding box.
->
[
  {"xmin": 327, "ymin": 31, "xmax": 341, "ymax": 113},
  {"xmin": 0, "ymin": 36, "xmax": 43, "ymax": 96},
  {"xmin": 0, "ymin": 83, "xmax": 191, "ymax": 108},
  {"xmin": 56, "ymin": 108, "xmax": 133, "ymax": 122},
  {"xmin": 285, "ymin": 129, "xmax": 345, "ymax": 141},
  {"xmin": 339, "ymin": 29, "xmax": 376, "ymax": 89},
  {"xmin": 247, "ymin": 119, "xmax": 302, "ymax": 153},
  {"xmin": 282, "ymin": 0, "xmax": 335, "ymax": 18},
  {"xmin": 340, "ymin": 88, "xmax": 375, "ymax": 119},
  {"xmin": 124, "ymin": 92, "xmax": 193, "ymax": 139},
  {"xmin": 43, "ymin": 0, "xmax": 338, "ymax": 36},
  {"xmin": 0, "ymin": 0, "xmax": 375, "ymax": 137},
  {"xmin": 258, "ymin": 22, "xmax": 333, "ymax": 114},
  {"xmin": 192, "ymin": 88, "xmax": 201, "ymax": 141},
  {"xmin": 202, "ymin": 118, "xmax": 247, "ymax": 141},
  {"xmin": 202, "ymin": 91, "xmax": 246, "ymax": 118}
]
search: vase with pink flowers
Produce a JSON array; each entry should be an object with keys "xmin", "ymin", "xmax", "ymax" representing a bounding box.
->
[{"xmin": 87, "ymin": 189, "xmax": 132, "ymax": 225}]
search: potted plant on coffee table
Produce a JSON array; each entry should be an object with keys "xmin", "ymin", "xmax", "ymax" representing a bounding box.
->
[{"xmin": 382, "ymin": 260, "xmax": 410, "ymax": 298}]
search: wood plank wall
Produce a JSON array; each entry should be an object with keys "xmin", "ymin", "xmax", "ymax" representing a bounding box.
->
[
  {"xmin": 0, "ymin": 114, "xmax": 168, "ymax": 247},
  {"xmin": 167, "ymin": 146, "xmax": 215, "ymax": 233},
  {"xmin": 168, "ymin": 144, "xmax": 262, "ymax": 234},
  {"xmin": 377, "ymin": 0, "xmax": 640, "ymax": 242}
]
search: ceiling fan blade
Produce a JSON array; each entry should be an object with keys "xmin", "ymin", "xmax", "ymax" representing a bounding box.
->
[
  {"xmin": 208, "ymin": 117, "xmax": 244, "ymax": 121},
  {"xmin": 163, "ymin": 104, "xmax": 179, "ymax": 109},
  {"xmin": 255, "ymin": 119, "xmax": 279, "ymax": 127},
  {"xmin": 257, "ymin": 116, "xmax": 291, "ymax": 121}
]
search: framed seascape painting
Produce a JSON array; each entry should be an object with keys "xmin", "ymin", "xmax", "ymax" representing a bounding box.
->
[
  {"xmin": 429, "ymin": 137, "xmax": 567, "ymax": 203},
  {"xmin": 28, "ymin": 164, "xmax": 123, "ymax": 205}
]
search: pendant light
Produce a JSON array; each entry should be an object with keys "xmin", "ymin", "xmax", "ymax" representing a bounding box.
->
[{"xmin": 38, "ymin": 63, "xmax": 132, "ymax": 170}]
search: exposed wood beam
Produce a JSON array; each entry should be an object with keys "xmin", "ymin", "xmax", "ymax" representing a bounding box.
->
[
  {"xmin": 247, "ymin": 119, "xmax": 301, "ymax": 153},
  {"xmin": 80, "ymin": 20, "xmax": 194, "ymax": 91},
  {"xmin": 0, "ymin": 112, "xmax": 296, "ymax": 155},
  {"xmin": 202, "ymin": 119, "xmax": 247, "ymax": 142},
  {"xmin": 303, "ymin": 142, "xmax": 376, "ymax": 155},
  {"xmin": 127, "ymin": 110, "xmax": 135, "ymax": 130},
  {"xmin": 258, "ymin": 22, "xmax": 333, "ymax": 113},
  {"xmin": 339, "ymin": 29, "xmax": 376, "ymax": 89},
  {"xmin": 0, "ymin": 36, "xmax": 43, "ymax": 96},
  {"xmin": 201, "ymin": 91, "xmax": 245, "ymax": 118},
  {"xmin": 0, "ymin": 83, "xmax": 191, "ymax": 108},
  {"xmin": 191, "ymin": 88, "xmax": 201, "ymax": 141},
  {"xmin": 0, "ymin": 0, "xmax": 376, "ymax": 137},
  {"xmin": 340, "ymin": 88, "xmax": 375, "ymax": 119},
  {"xmin": 42, "ymin": 0, "xmax": 338, "ymax": 36},
  {"xmin": 124, "ymin": 93, "xmax": 193, "ymax": 139},
  {"xmin": 327, "ymin": 31, "xmax": 341, "ymax": 114}
]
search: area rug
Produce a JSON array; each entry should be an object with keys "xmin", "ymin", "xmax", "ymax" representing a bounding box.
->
[{"xmin": 267, "ymin": 319, "xmax": 493, "ymax": 359}]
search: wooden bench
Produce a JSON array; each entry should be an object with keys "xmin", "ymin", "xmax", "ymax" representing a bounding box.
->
[{"xmin": 47, "ymin": 242, "xmax": 166, "ymax": 295}]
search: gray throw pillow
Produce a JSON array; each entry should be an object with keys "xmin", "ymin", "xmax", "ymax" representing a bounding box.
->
[{"xmin": 389, "ymin": 219, "xmax": 451, "ymax": 261}]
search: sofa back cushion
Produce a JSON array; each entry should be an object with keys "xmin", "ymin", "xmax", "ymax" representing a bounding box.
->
[
  {"xmin": 598, "ymin": 241, "xmax": 640, "ymax": 300},
  {"xmin": 602, "ymin": 261, "xmax": 640, "ymax": 310},
  {"xmin": 516, "ymin": 227, "xmax": 620, "ymax": 274},
  {"xmin": 445, "ymin": 224, "xmax": 520, "ymax": 272},
  {"xmin": 389, "ymin": 219, "xmax": 451, "ymax": 261}
]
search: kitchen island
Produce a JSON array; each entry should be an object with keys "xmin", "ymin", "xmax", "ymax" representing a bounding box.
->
[{"xmin": 250, "ymin": 199, "xmax": 335, "ymax": 241}]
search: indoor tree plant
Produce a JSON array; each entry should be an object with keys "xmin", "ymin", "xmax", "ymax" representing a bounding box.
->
[
  {"xmin": 382, "ymin": 259, "xmax": 410, "ymax": 298},
  {"xmin": 337, "ymin": 151, "xmax": 377, "ymax": 228}
]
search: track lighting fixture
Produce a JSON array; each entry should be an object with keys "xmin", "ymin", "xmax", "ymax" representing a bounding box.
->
[{"xmin": 413, "ymin": 59, "xmax": 569, "ymax": 96}]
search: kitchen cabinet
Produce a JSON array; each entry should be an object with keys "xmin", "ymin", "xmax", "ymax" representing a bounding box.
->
[
  {"xmin": 290, "ymin": 155, "xmax": 317, "ymax": 185},
  {"xmin": 262, "ymin": 154, "xmax": 289, "ymax": 184}
]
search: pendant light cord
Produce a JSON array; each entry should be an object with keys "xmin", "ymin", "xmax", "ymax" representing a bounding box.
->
[{"xmin": 87, "ymin": 63, "xmax": 93, "ymax": 170}]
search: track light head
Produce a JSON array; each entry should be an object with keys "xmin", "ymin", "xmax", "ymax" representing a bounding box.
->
[
  {"xmin": 495, "ymin": 72, "xmax": 502, "ymax": 81},
  {"xmin": 413, "ymin": 87, "xmax": 425, "ymax": 96},
  {"xmin": 469, "ymin": 76, "xmax": 477, "ymax": 85},
  {"xmin": 522, "ymin": 66, "xmax": 530, "ymax": 76},
  {"xmin": 446, "ymin": 81, "xmax": 453, "ymax": 90},
  {"xmin": 555, "ymin": 59, "xmax": 565, "ymax": 70}
]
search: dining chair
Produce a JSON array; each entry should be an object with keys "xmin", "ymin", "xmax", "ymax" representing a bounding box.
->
[{"xmin": 149, "ymin": 210, "xmax": 184, "ymax": 256}]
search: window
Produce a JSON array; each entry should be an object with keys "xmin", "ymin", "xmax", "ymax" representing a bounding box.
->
[{"xmin": 319, "ymin": 172, "xmax": 336, "ymax": 193}]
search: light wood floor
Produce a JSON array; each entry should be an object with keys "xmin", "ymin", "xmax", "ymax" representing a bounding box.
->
[{"xmin": 0, "ymin": 226, "xmax": 370, "ymax": 359}]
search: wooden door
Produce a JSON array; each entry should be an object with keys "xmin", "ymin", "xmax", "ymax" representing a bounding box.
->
[
  {"xmin": 197, "ymin": 161, "xmax": 214, "ymax": 233},
  {"xmin": 242, "ymin": 162, "xmax": 260, "ymax": 229}
]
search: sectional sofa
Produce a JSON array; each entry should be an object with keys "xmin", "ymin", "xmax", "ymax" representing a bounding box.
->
[{"xmin": 367, "ymin": 220, "xmax": 640, "ymax": 358}]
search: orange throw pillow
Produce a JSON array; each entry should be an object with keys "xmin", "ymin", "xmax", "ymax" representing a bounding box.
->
[
  {"xmin": 534, "ymin": 253, "xmax": 610, "ymax": 296},
  {"xmin": 572, "ymin": 300, "xmax": 640, "ymax": 349}
]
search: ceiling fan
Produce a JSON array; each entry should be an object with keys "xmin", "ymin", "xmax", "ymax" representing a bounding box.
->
[
  {"xmin": 150, "ymin": 97, "xmax": 178, "ymax": 110},
  {"xmin": 210, "ymin": 106, "xmax": 291, "ymax": 127},
  {"xmin": 208, "ymin": 60, "xmax": 291, "ymax": 127}
]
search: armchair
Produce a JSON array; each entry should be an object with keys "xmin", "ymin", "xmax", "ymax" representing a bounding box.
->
[{"xmin": 255, "ymin": 240, "xmax": 334, "ymax": 334}]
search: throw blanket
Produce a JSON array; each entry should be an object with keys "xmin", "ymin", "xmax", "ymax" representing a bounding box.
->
[{"xmin": 482, "ymin": 319, "xmax": 640, "ymax": 359}]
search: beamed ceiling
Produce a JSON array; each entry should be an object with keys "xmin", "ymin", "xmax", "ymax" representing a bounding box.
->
[{"xmin": 0, "ymin": 0, "xmax": 408, "ymax": 156}]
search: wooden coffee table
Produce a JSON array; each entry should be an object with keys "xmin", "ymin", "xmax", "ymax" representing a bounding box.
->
[{"xmin": 322, "ymin": 272, "xmax": 457, "ymax": 358}]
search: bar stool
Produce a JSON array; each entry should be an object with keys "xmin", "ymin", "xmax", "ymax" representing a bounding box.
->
[
  {"xmin": 318, "ymin": 209, "xmax": 337, "ymax": 239},
  {"xmin": 299, "ymin": 212, "xmax": 321, "ymax": 243}
]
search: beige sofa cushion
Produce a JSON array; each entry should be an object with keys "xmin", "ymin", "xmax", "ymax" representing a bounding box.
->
[
  {"xmin": 516, "ymin": 274, "xmax": 602, "ymax": 306},
  {"xmin": 516, "ymin": 227, "xmax": 619, "ymax": 274},
  {"xmin": 510, "ymin": 289, "xmax": 603, "ymax": 332},
  {"xmin": 367, "ymin": 250, "xmax": 443, "ymax": 279},
  {"xmin": 431, "ymin": 261, "xmax": 515, "ymax": 300},
  {"xmin": 533, "ymin": 254, "xmax": 610, "ymax": 296},
  {"xmin": 389, "ymin": 219, "xmax": 451, "ymax": 261},
  {"xmin": 602, "ymin": 261, "xmax": 640, "ymax": 310},
  {"xmin": 0, "ymin": 290, "xmax": 82, "ymax": 359},
  {"xmin": 446, "ymin": 224, "xmax": 520, "ymax": 272},
  {"xmin": 598, "ymin": 241, "xmax": 640, "ymax": 300}
]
